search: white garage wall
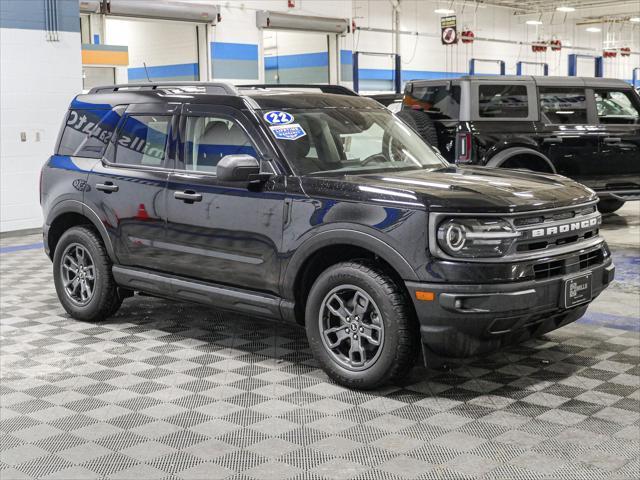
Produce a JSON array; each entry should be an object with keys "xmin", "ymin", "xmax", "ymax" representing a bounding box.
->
[
  {"xmin": 105, "ymin": 18, "xmax": 199, "ymax": 83},
  {"xmin": 0, "ymin": 0, "xmax": 82, "ymax": 233}
]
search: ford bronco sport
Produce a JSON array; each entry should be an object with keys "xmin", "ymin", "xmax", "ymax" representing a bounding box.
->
[
  {"xmin": 41, "ymin": 82, "xmax": 614, "ymax": 389},
  {"xmin": 401, "ymin": 76, "xmax": 640, "ymax": 213}
]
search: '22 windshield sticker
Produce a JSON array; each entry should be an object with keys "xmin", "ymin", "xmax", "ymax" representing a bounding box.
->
[
  {"xmin": 264, "ymin": 111, "xmax": 294, "ymax": 125},
  {"xmin": 270, "ymin": 124, "xmax": 306, "ymax": 140}
]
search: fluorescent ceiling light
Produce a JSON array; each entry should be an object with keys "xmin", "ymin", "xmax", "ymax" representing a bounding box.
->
[
  {"xmin": 630, "ymin": 17, "xmax": 640, "ymax": 23},
  {"xmin": 556, "ymin": 6, "xmax": 575, "ymax": 12},
  {"xmin": 434, "ymin": 8, "xmax": 455, "ymax": 14},
  {"xmin": 526, "ymin": 20, "xmax": 543, "ymax": 25},
  {"xmin": 586, "ymin": 27, "xmax": 601, "ymax": 32}
]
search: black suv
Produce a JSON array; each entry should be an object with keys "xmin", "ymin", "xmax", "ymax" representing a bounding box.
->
[
  {"xmin": 401, "ymin": 76, "xmax": 640, "ymax": 213},
  {"xmin": 41, "ymin": 82, "xmax": 614, "ymax": 389}
]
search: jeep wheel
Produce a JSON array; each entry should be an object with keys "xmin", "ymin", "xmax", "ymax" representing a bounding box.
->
[
  {"xmin": 396, "ymin": 109, "xmax": 439, "ymax": 147},
  {"xmin": 598, "ymin": 198, "xmax": 625, "ymax": 214},
  {"xmin": 305, "ymin": 261, "xmax": 419, "ymax": 389},
  {"xmin": 53, "ymin": 226, "xmax": 122, "ymax": 322}
]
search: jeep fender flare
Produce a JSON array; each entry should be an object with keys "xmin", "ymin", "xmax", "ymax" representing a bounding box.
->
[
  {"xmin": 486, "ymin": 147, "xmax": 556, "ymax": 173},
  {"xmin": 281, "ymin": 227, "xmax": 419, "ymax": 300},
  {"xmin": 46, "ymin": 200, "xmax": 117, "ymax": 262}
]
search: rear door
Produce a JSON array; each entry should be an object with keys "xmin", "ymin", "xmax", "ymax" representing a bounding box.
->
[
  {"xmin": 535, "ymin": 85, "xmax": 601, "ymax": 178},
  {"xmin": 85, "ymin": 103, "xmax": 178, "ymax": 271},
  {"xmin": 164, "ymin": 104, "xmax": 285, "ymax": 294},
  {"xmin": 593, "ymin": 87, "xmax": 640, "ymax": 189}
]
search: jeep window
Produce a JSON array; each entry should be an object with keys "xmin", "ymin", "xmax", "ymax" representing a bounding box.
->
[
  {"xmin": 478, "ymin": 85, "xmax": 529, "ymax": 118},
  {"xmin": 57, "ymin": 108, "xmax": 123, "ymax": 158},
  {"xmin": 262, "ymin": 108, "xmax": 446, "ymax": 176},
  {"xmin": 181, "ymin": 116, "xmax": 257, "ymax": 174},
  {"xmin": 594, "ymin": 89, "xmax": 640, "ymax": 124},
  {"xmin": 539, "ymin": 87, "xmax": 588, "ymax": 124},
  {"xmin": 114, "ymin": 115, "xmax": 171, "ymax": 166},
  {"xmin": 404, "ymin": 84, "xmax": 460, "ymax": 119}
]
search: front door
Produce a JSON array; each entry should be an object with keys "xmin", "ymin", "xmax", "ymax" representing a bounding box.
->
[
  {"xmin": 85, "ymin": 103, "xmax": 178, "ymax": 272},
  {"xmin": 535, "ymin": 86, "xmax": 601, "ymax": 178},
  {"xmin": 593, "ymin": 87, "xmax": 640, "ymax": 189},
  {"xmin": 164, "ymin": 105, "xmax": 285, "ymax": 294}
]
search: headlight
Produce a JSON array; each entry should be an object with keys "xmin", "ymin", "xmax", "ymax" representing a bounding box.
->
[{"xmin": 437, "ymin": 218, "xmax": 520, "ymax": 258}]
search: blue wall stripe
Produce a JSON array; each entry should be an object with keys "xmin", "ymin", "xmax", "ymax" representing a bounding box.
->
[
  {"xmin": 265, "ymin": 52, "xmax": 328, "ymax": 70},
  {"xmin": 0, "ymin": 243, "xmax": 44, "ymax": 254},
  {"xmin": 340, "ymin": 50, "xmax": 353, "ymax": 65},
  {"xmin": 0, "ymin": 0, "xmax": 79, "ymax": 32},
  {"xmin": 211, "ymin": 42, "xmax": 258, "ymax": 61},
  {"xmin": 128, "ymin": 63, "xmax": 199, "ymax": 81}
]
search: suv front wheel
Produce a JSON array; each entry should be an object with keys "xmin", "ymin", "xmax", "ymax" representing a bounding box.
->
[
  {"xmin": 305, "ymin": 261, "xmax": 419, "ymax": 389},
  {"xmin": 53, "ymin": 226, "xmax": 122, "ymax": 322}
]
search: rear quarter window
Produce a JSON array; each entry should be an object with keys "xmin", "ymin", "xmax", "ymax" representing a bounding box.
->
[
  {"xmin": 57, "ymin": 107, "xmax": 124, "ymax": 158},
  {"xmin": 404, "ymin": 84, "xmax": 460, "ymax": 120},
  {"xmin": 478, "ymin": 84, "xmax": 529, "ymax": 118}
]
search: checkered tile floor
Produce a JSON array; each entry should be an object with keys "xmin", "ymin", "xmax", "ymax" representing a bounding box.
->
[{"xmin": 1, "ymin": 235, "xmax": 639, "ymax": 479}]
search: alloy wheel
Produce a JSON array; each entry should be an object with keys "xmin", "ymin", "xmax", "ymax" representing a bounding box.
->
[
  {"xmin": 318, "ymin": 285, "xmax": 385, "ymax": 371},
  {"xmin": 60, "ymin": 243, "xmax": 96, "ymax": 306}
]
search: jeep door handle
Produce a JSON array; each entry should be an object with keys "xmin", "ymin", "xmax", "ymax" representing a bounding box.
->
[
  {"xmin": 543, "ymin": 136, "xmax": 563, "ymax": 144},
  {"xmin": 603, "ymin": 137, "xmax": 622, "ymax": 144},
  {"xmin": 174, "ymin": 190, "xmax": 202, "ymax": 203},
  {"xmin": 96, "ymin": 182, "xmax": 119, "ymax": 193}
]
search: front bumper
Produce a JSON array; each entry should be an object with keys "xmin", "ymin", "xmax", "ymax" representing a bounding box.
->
[{"xmin": 406, "ymin": 257, "xmax": 614, "ymax": 357}]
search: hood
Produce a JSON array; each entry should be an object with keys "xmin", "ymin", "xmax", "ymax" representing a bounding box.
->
[{"xmin": 335, "ymin": 166, "xmax": 597, "ymax": 213}]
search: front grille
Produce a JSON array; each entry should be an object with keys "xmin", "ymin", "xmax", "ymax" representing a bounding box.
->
[
  {"xmin": 533, "ymin": 247, "xmax": 604, "ymax": 280},
  {"xmin": 512, "ymin": 203, "xmax": 601, "ymax": 257}
]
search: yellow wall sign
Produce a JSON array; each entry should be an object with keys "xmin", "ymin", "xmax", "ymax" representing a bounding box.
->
[{"xmin": 81, "ymin": 44, "xmax": 129, "ymax": 66}]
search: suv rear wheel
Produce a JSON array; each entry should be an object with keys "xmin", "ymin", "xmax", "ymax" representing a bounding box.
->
[
  {"xmin": 53, "ymin": 226, "xmax": 122, "ymax": 322},
  {"xmin": 305, "ymin": 261, "xmax": 419, "ymax": 389},
  {"xmin": 396, "ymin": 109, "xmax": 439, "ymax": 147}
]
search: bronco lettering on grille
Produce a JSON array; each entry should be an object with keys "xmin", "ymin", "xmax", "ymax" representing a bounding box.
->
[{"xmin": 531, "ymin": 217, "xmax": 599, "ymax": 238}]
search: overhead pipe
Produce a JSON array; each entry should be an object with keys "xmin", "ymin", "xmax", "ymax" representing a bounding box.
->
[{"xmin": 354, "ymin": 26, "xmax": 639, "ymax": 56}]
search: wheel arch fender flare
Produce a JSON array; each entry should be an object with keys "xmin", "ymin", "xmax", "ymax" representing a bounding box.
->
[
  {"xmin": 46, "ymin": 200, "xmax": 117, "ymax": 262},
  {"xmin": 486, "ymin": 147, "xmax": 556, "ymax": 173},
  {"xmin": 281, "ymin": 228, "xmax": 419, "ymax": 301}
]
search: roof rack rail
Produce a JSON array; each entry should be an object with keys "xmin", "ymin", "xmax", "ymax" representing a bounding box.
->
[
  {"xmin": 88, "ymin": 82, "xmax": 238, "ymax": 95},
  {"xmin": 237, "ymin": 84, "xmax": 359, "ymax": 96}
]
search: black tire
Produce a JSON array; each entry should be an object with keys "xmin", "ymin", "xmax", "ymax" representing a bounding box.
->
[
  {"xmin": 53, "ymin": 226, "xmax": 122, "ymax": 322},
  {"xmin": 396, "ymin": 109, "xmax": 439, "ymax": 147},
  {"xmin": 305, "ymin": 260, "xmax": 419, "ymax": 389},
  {"xmin": 598, "ymin": 198, "xmax": 625, "ymax": 214}
]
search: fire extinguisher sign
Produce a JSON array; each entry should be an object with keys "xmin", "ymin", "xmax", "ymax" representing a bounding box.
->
[{"xmin": 441, "ymin": 16, "xmax": 458, "ymax": 45}]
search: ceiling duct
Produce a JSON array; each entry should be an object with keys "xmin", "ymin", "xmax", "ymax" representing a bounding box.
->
[
  {"xmin": 256, "ymin": 11, "xmax": 348, "ymax": 34},
  {"xmin": 79, "ymin": 1, "xmax": 219, "ymax": 24}
]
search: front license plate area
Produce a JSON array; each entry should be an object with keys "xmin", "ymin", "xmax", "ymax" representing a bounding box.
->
[{"xmin": 563, "ymin": 273, "xmax": 592, "ymax": 308}]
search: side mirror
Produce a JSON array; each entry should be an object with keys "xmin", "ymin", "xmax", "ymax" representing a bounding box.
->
[{"xmin": 217, "ymin": 154, "xmax": 260, "ymax": 182}]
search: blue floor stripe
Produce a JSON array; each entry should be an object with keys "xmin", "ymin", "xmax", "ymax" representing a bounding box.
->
[
  {"xmin": 579, "ymin": 311, "xmax": 640, "ymax": 332},
  {"xmin": 0, "ymin": 242, "xmax": 44, "ymax": 254}
]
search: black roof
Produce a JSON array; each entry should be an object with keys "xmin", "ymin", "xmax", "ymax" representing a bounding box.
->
[{"xmin": 75, "ymin": 82, "xmax": 381, "ymax": 111}]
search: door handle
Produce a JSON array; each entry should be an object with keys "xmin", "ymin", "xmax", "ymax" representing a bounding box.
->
[
  {"xmin": 603, "ymin": 137, "xmax": 622, "ymax": 144},
  {"xmin": 96, "ymin": 182, "xmax": 119, "ymax": 193},
  {"xmin": 543, "ymin": 136, "xmax": 563, "ymax": 144},
  {"xmin": 174, "ymin": 190, "xmax": 202, "ymax": 203}
]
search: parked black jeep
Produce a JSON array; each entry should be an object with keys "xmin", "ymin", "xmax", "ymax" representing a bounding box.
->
[
  {"xmin": 401, "ymin": 76, "xmax": 640, "ymax": 213},
  {"xmin": 41, "ymin": 82, "xmax": 614, "ymax": 388}
]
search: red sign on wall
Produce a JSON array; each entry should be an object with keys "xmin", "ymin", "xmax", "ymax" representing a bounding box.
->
[{"xmin": 288, "ymin": 0, "xmax": 295, "ymax": 8}]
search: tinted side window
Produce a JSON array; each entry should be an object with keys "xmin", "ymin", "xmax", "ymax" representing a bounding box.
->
[
  {"xmin": 594, "ymin": 89, "xmax": 640, "ymax": 124},
  {"xmin": 114, "ymin": 115, "xmax": 171, "ymax": 166},
  {"xmin": 478, "ymin": 85, "xmax": 529, "ymax": 118},
  {"xmin": 405, "ymin": 84, "xmax": 460, "ymax": 119},
  {"xmin": 539, "ymin": 88, "xmax": 588, "ymax": 124},
  {"xmin": 182, "ymin": 116, "xmax": 256, "ymax": 173},
  {"xmin": 57, "ymin": 108, "xmax": 122, "ymax": 158}
]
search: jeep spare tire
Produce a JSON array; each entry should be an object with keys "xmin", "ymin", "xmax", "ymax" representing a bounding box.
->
[{"xmin": 396, "ymin": 109, "xmax": 439, "ymax": 147}]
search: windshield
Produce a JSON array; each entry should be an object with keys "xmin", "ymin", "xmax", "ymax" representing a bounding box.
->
[{"xmin": 260, "ymin": 108, "xmax": 446, "ymax": 176}]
